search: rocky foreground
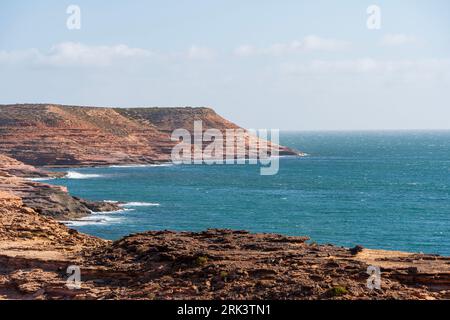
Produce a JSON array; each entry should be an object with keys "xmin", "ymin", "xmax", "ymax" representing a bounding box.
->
[
  {"xmin": 0, "ymin": 105, "xmax": 449, "ymax": 299},
  {"xmin": 0, "ymin": 190, "xmax": 449, "ymax": 300}
]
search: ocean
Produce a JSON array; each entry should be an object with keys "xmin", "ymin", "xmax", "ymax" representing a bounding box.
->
[{"xmin": 47, "ymin": 131, "xmax": 450, "ymax": 255}]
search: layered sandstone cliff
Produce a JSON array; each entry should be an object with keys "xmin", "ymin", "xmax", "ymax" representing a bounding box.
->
[
  {"xmin": 0, "ymin": 154, "xmax": 119, "ymax": 219},
  {"xmin": 0, "ymin": 104, "xmax": 299, "ymax": 167},
  {"xmin": 0, "ymin": 195, "xmax": 449, "ymax": 300},
  {"xmin": 0, "ymin": 154, "xmax": 64, "ymax": 178},
  {"xmin": 0, "ymin": 162, "xmax": 448, "ymax": 299},
  {"xmin": 1, "ymin": 104, "xmax": 448, "ymax": 300}
]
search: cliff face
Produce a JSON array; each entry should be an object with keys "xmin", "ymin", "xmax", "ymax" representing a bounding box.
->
[
  {"xmin": 4, "ymin": 104, "xmax": 447, "ymax": 300},
  {"xmin": 0, "ymin": 154, "xmax": 119, "ymax": 219},
  {"xmin": 0, "ymin": 191, "xmax": 104, "ymax": 248},
  {"xmin": 0, "ymin": 154, "xmax": 64, "ymax": 178},
  {"xmin": 0, "ymin": 103, "xmax": 299, "ymax": 218},
  {"xmin": 0, "ymin": 159, "xmax": 449, "ymax": 300},
  {"xmin": 0, "ymin": 104, "xmax": 298, "ymax": 167},
  {"xmin": 0, "ymin": 202, "xmax": 449, "ymax": 300}
]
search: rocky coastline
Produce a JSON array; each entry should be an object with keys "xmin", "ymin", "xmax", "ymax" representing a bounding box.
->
[
  {"xmin": 0, "ymin": 154, "xmax": 120, "ymax": 219},
  {"xmin": 0, "ymin": 104, "xmax": 300, "ymax": 167},
  {"xmin": 0, "ymin": 105, "xmax": 449, "ymax": 300},
  {"xmin": 0, "ymin": 157, "xmax": 449, "ymax": 300},
  {"xmin": 0, "ymin": 188, "xmax": 449, "ymax": 299}
]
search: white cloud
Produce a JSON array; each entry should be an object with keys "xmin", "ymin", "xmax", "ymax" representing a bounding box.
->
[
  {"xmin": 51, "ymin": 42, "xmax": 151, "ymax": 66},
  {"xmin": 0, "ymin": 42, "xmax": 220, "ymax": 67},
  {"xmin": 0, "ymin": 42, "xmax": 153, "ymax": 67},
  {"xmin": 234, "ymin": 35, "xmax": 350, "ymax": 57},
  {"xmin": 186, "ymin": 45, "xmax": 216, "ymax": 60},
  {"xmin": 301, "ymin": 35, "xmax": 350, "ymax": 51},
  {"xmin": 380, "ymin": 34, "xmax": 419, "ymax": 47},
  {"xmin": 233, "ymin": 45, "xmax": 257, "ymax": 57}
]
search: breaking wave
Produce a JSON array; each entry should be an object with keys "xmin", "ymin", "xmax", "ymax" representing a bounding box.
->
[
  {"xmin": 25, "ymin": 177, "xmax": 55, "ymax": 182},
  {"xmin": 108, "ymin": 163, "xmax": 173, "ymax": 168},
  {"xmin": 61, "ymin": 214, "xmax": 123, "ymax": 227},
  {"xmin": 120, "ymin": 202, "xmax": 161, "ymax": 207},
  {"xmin": 65, "ymin": 171, "xmax": 102, "ymax": 179}
]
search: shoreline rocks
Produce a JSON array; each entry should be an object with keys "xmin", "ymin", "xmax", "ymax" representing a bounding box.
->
[
  {"xmin": 0, "ymin": 183, "xmax": 448, "ymax": 299},
  {"xmin": 0, "ymin": 109, "xmax": 449, "ymax": 299},
  {"xmin": 0, "ymin": 200, "xmax": 449, "ymax": 300},
  {"xmin": 0, "ymin": 154, "xmax": 120, "ymax": 219}
]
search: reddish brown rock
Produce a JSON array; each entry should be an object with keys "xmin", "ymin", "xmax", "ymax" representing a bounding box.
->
[
  {"xmin": 0, "ymin": 194, "xmax": 448, "ymax": 301},
  {"xmin": 0, "ymin": 104, "xmax": 300, "ymax": 167},
  {"xmin": 0, "ymin": 154, "xmax": 64, "ymax": 178},
  {"xmin": 0, "ymin": 154, "xmax": 119, "ymax": 219},
  {"xmin": 1, "ymin": 105, "xmax": 448, "ymax": 300}
]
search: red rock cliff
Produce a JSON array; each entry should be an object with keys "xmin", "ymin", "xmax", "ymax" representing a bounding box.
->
[{"xmin": 0, "ymin": 104, "xmax": 299, "ymax": 166}]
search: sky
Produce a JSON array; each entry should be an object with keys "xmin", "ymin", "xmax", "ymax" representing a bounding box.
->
[{"xmin": 1, "ymin": 0, "xmax": 449, "ymax": 130}]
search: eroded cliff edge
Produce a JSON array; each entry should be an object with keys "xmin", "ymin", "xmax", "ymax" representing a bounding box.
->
[
  {"xmin": 0, "ymin": 105, "xmax": 449, "ymax": 299},
  {"xmin": 0, "ymin": 191, "xmax": 449, "ymax": 300},
  {"xmin": 0, "ymin": 159, "xmax": 449, "ymax": 299},
  {"xmin": 0, "ymin": 104, "xmax": 300, "ymax": 167},
  {"xmin": 0, "ymin": 154, "xmax": 119, "ymax": 219},
  {"xmin": 0, "ymin": 103, "xmax": 301, "ymax": 218}
]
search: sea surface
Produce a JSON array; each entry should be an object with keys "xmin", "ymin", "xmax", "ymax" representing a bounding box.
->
[{"xmin": 47, "ymin": 131, "xmax": 450, "ymax": 255}]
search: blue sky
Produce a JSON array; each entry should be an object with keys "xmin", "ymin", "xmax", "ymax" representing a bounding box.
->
[{"xmin": 1, "ymin": 0, "xmax": 450, "ymax": 130}]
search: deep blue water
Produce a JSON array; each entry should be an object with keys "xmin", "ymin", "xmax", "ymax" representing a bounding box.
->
[{"xmin": 47, "ymin": 131, "xmax": 450, "ymax": 255}]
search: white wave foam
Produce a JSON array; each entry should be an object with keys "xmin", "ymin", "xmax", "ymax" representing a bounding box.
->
[
  {"xmin": 91, "ymin": 208, "xmax": 134, "ymax": 214},
  {"xmin": 120, "ymin": 202, "xmax": 160, "ymax": 207},
  {"xmin": 62, "ymin": 214, "xmax": 123, "ymax": 227},
  {"xmin": 65, "ymin": 171, "xmax": 102, "ymax": 179},
  {"xmin": 25, "ymin": 177, "xmax": 55, "ymax": 182},
  {"xmin": 271, "ymin": 153, "xmax": 309, "ymax": 158},
  {"xmin": 109, "ymin": 163, "xmax": 173, "ymax": 168}
]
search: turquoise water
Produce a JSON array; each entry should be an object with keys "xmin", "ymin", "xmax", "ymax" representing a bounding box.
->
[{"xmin": 48, "ymin": 131, "xmax": 450, "ymax": 255}]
